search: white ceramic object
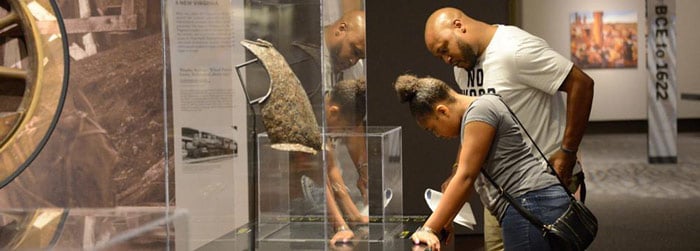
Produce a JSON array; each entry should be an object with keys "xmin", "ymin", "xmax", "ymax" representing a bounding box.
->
[
  {"xmin": 384, "ymin": 188, "xmax": 393, "ymax": 208},
  {"xmin": 424, "ymin": 188, "xmax": 477, "ymax": 229}
]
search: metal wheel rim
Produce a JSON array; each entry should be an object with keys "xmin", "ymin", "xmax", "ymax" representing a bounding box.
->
[{"xmin": 0, "ymin": 0, "xmax": 69, "ymax": 189}]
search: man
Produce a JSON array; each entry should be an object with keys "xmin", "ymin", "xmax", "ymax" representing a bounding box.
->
[
  {"xmin": 323, "ymin": 10, "xmax": 366, "ymax": 90},
  {"xmin": 424, "ymin": 7, "xmax": 594, "ymax": 251}
]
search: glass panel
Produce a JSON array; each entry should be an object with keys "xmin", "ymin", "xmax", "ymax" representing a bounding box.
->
[
  {"xmin": 0, "ymin": 0, "xmax": 167, "ymax": 208},
  {"xmin": 257, "ymin": 126, "xmax": 402, "ymax": 249},
  {"xmin": 246, "ymin": 0, "xmax": 373, "ymax": 248},
  {"xmin": 320, "ymin": 0, "xmax": 371, "ymax": 247},
  {"xmin": 0, "ymin": 207, "xmax": 187, "ymax": 250}
]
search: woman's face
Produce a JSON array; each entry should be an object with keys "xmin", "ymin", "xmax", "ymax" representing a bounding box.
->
[{"xmin": 418, "ymin": 111, "xmax": 460, "ymax": 139}]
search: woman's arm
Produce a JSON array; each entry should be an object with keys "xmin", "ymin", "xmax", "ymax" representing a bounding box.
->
[
  {"xmin": 345, "ymin": 127, "xmax": 369, "ymax": 205},
  {"xmin": 412, "ymin": 121, "xmax": 496, "ymax": 250},
  {"xmin": 327, "ymin": 181, "xmax": 355, "ymax": 245},
  {"xmin": 327, "ymin": 147, "xmax": 367, "ymax": 224}
]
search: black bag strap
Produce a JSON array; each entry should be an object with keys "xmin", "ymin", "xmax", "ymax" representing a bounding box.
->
[
  {"xmin": 495, "ymin": 95, "xmax": 575, "ymax": 197},
  {"xmin": 479, "ymin": 168, "xmax": 548, "ymax": 229},
  {"xmin": 477, "ymin": 95, "xmax": 575, "ymax": 231}
]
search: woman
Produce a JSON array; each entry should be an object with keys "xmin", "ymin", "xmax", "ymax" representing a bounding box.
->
[
  {"xmin": 324, "ymin": 79, "xmax": 369, "ymax": 245},
  {"xmin": 395, "ymin": 74, "xmax": 569, "ymax": 250}
]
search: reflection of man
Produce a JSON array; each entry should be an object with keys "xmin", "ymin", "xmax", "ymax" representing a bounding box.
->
[
  {"xmin": 320, "ymin": 8, "xmax": 368, "ymax": 246},
  {"xmin": 324, "ymin": 10, "xmax": 365, "ymax": 72},
  {"xmin": 323, "ymin": 10, "xmax": 366, "ymax": 90},
  {"xmin": 291, "ymin": 9, "xmax": 366, "ymax": 213},
  {"xmin": 424, "ymin": 7, "xmax": 594, "ymax": 250}
]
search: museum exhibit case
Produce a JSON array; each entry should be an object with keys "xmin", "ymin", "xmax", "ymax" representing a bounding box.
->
[
  {"xmin": 163, "ymin": 0, "xmax": 408, "ymax": 249},
  {"xmin": 256, "ymin": 126, "xmax": 403, "ymax": 250},
  {"xmin": 0, "ymin": 0, "xmax": 414, "ymax": 249}
]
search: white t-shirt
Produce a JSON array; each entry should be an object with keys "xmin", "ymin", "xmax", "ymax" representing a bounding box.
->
[{"xmin": 454, "ymin": 25, "xmax": 580, "ymax": 174}]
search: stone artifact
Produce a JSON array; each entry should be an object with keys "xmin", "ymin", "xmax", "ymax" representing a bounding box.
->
[{"xmin": 240, "ymin": 39, "xmax": 321, "ymax": 154}]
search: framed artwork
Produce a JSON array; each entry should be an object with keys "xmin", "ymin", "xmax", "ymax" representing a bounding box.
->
[{"xmin": 570, "ymin": 11, "xmax": 638, "ymax": 69}]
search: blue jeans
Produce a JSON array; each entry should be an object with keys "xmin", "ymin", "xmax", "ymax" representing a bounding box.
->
[{"xmin": 501, "ymin": 185, "xmax": 570, "ymax": 251}]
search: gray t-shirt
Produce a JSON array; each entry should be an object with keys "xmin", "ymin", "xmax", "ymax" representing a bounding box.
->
[{"xmin": 461, "ymin": 95, "xmax": 560, "ymax": 221}]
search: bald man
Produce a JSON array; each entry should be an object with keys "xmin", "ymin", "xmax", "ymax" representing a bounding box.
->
[
  {"xmin": 424, "ymin": 7, "xmax": 594, "ymax": 251},
  {"xmin": 324, "ymin": 10, "xmax": 366, "ymax": 73}
]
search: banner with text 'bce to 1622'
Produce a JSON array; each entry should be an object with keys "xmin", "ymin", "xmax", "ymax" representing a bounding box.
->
[{"xmin": 646, "ymin": 0, "xmax": 677, "ymax": 163}]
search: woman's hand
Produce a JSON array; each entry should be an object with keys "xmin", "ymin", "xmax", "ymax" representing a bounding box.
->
[
  {"xmin": 330, "ymin": 228, "xmax": 355, "ymax": 246},
  {"xmin": 410, "ymin": 229, "xmax": 440, "ymax": 251}
]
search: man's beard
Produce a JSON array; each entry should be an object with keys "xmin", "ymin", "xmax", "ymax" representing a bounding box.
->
[
  {"xmin": 458, "ymin": 39, "xmax": 478, "ymax": 70},
  {"xmin": 330, "ymin": 45, "xmax": 348, "ymax": 72}
]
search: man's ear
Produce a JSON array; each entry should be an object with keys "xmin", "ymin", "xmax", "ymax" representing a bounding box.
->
[
  {"xmin": 453, "ymin": 19, "xmax": 466, "ymax": 33},
  {"xmin": 334, "ymin": 23, "xmax": 347, "ymax": 37}
]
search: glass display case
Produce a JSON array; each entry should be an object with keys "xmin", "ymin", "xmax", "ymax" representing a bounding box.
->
[
  {"xmin": 0, "ymin": 207, "xmax": 188, "ymax": 250},
  {"xmin": 164, "ymin": 0, "xmax": 377, "ymax": 248},
  {"xmin": 0, "ymin": 0, "xmax": 408, "ymax": 249},
  {"xmin": 256, "ymin": 126, "xmax": 402, "ymax": 250}
]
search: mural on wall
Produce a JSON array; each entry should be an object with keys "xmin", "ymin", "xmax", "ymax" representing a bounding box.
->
[
  {"xmin": 0, "ymin": 0, "xmax": 170, "ymax": 209},
  {"xmin": 570, "ymin": 10, "xmax": 638, "ymax": 69}
]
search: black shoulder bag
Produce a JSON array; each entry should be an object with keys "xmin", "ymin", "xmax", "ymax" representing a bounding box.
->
[{"xmin": 480, "ymin": 98, "xmax": 598, "ymax": 251}]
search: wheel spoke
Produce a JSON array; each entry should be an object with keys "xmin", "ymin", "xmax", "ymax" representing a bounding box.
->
[
  {"xmin": 0, "ymin": 11, "xmax": 18, "ymax": 30},
  {"xmin": 0, "ymin": 65, "xmax": 26, "ymax": 79}
]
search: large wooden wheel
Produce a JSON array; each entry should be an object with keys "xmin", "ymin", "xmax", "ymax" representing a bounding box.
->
[{"xmin": 0, "ymin": 0, "xmax": 68, "ymax": 188}]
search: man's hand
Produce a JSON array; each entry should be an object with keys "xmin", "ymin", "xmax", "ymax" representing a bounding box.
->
[{"xmin": 548, "ymin": 149, "xmax": 577, "ymax": 187}]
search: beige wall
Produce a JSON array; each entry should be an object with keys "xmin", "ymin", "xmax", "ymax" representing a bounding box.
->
[{"xmin": 518, "ymin": 0, "xmax": 700, "ymax": 120}]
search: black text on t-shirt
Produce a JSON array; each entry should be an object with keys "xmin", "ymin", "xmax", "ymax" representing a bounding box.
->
[{"xmin": 462, "ymin": 68, "xmax": 496, "ymax": 96}]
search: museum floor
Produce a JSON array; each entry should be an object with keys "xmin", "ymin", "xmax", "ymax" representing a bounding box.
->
[
  {"xmin": 199, "ymin": 131, "xmax": 700, "ymax": 250},
  {"xmin": 453, "ymin": 131, "xmax": 700, "ymax": 251}
]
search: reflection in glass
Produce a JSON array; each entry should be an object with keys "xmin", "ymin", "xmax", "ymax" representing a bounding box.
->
[
  {"xmin": 324, "ymin": 79, "xmax": 369, "ymax": 244},
  {"xmin": 243, "ymin": 0, "xmax": 401, "ymax": 249},
  {"xmin": 321, "ymin": 1, "xmax": 368, "ymax": 245},
  {"xmin": 0, "ymin": 207, "xmax": 187, "ymax": 250},
  {"xmin": 0, "ymin": 208, "xmax": 66, "ymax": 250}
]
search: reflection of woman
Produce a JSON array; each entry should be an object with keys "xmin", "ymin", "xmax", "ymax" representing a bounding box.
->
[
  {"xmin": 394, "ymin": 75, "xmax": 569, "ymax": 251},
  {"xmin": 324, "ymin": 79, "xmax": 369, "ymax": 245}
]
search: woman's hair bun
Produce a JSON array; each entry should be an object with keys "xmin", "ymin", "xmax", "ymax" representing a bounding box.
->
[{"xmin": 394, "ymin": 74, "xmax": 420, "ymax": 103}]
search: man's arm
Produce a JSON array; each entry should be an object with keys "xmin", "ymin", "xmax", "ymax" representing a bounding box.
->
[{"xmin": 552, "ymin": 65, "xmax": 594, "ymax": 186}]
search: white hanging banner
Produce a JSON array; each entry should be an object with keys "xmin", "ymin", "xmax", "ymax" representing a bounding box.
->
[{"xmin": 646, "ymin": 0, "xmax": 677, "ymax": 163}]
